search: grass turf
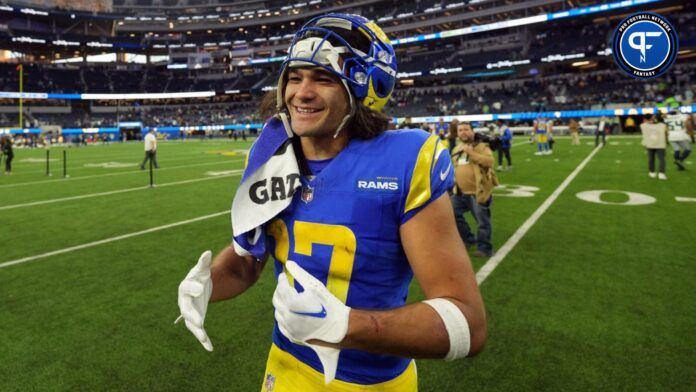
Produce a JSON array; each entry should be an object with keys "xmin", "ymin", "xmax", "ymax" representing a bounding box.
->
[{"xmin": 0, "ymin": 136, "xmax": 693, "ymax": 391}]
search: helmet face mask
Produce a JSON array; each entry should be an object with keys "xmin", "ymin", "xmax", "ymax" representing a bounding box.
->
[{"xmin": 277, "ymin": 14, "xmax": 397, "ymax": 116}]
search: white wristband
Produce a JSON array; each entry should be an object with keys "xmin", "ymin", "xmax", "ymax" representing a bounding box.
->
[{"xmin": 423, "ymin": 298, "xmax": 471, "ymax": 360}]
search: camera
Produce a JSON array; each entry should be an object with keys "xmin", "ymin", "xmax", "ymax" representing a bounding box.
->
[{"xmin": 474, "ymin": 132, "xmax": 501, "ymax": 151}]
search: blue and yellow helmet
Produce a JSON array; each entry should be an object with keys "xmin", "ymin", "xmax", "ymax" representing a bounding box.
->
[{"xmin": 277, "ymin": 13, "xmax": 397, "ymax": 113}]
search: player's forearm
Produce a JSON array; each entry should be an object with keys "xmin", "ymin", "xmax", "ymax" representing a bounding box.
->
[
  {"xmin": 334, "ymin": 299, "xmax": 486, "ymax": 359},
  {"xmin": 209, "ymin": 246, "xmax": 266, "ymax": 302}
]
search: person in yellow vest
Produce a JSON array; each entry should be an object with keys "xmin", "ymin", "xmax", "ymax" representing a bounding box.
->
[
  {"xmin": 624, "ymin": 116, "xmax": 636, "ymax": 133},
  {"xmin": 450, "ymin": 122, "xmax": 499, "ymax": 257}
]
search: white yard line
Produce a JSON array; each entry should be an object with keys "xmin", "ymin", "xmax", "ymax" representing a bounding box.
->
[
  {"xmin": 0, "ymin": 210, "xmax": 230, "ymax": 269},
  {"xmin": 0, "ymin": 158, "xmax": 243, "ymax": 189},
  {"xmin": 0, "ymin": 170, "xmax": 243, "ymax": 211},
  {"xmin": 1, "ymin": 144, "xmax": 602, "ymax": 275},
  {"xmin": 511, "ymin": 140, "xmax": 530, "ymax": 147},
  {"xmin": 476, "ymin": 144, "xmax": 602, "ymax": 284},
  {"xmin": 18, "ymin": 154, "xmax": 218, "ymax": 175}
]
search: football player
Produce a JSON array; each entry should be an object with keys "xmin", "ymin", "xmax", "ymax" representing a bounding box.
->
[
  {"xmin": 664, "ymin": 110, "xmax": 693, "ymax": 170},
  {"xmin": 533, "ymin": 117, "xmax": 551, "ymax": 155},
  {"xmin": 177, "ymin": 14, "xmax": 487, "ymax": 391}
]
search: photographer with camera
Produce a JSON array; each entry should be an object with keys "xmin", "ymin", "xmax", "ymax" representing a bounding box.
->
[{"xmin": 450, "ymin": 122, "xmax": 499, "ymax": 258}]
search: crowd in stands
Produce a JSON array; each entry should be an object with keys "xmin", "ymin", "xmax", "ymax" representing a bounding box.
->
[
  {"xmin": 0, "ymin": 6, "xmax": 693, "ymax": 130},
  {"xmin": 2, "ymin": 9, "xmax": 692, "ymax": 97},
  {"xmin": 388, "ymin": 65, "xmax": 695, "ymax": 118},
  {"xmin": 1, "ymin": 64, "xmax": 693, "ymax": 130},
  {"xmin": 0, "ymin": 63, "xmax": 269, "ymax": 94}
]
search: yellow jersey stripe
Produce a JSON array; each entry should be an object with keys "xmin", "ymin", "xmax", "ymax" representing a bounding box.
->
[
  {"xmin": 404, "ymin": 135, "xmax": 438, "ymax": 214},
  {"xmin": 433, "ymin": 139, "xmax": 448, "ymax": 173}
]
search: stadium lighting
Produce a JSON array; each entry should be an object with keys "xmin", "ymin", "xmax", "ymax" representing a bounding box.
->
[
  {"xmin": 52, "ymin": 40, "xmax": 80, "ymax": 46},
  {"xmin": 431, "ymin": 67, "xmax": 463, "ymax": 75},
  {"xmin": 81, "ymin": 92, "xmax": 215, "ymax": 100},
  {"xmin": 236, "ymin": 0, "xmax": 662, "ymax": 66},
  {"xmin": 20, "ymin": 8, "xmax": 48, "ymax": 16},
  {"xmin": 541, "ymin": 53, "xmax": 585, "ymax": 62},
  {"xmin": 391, "ymin": 0, "xmax": 662, "ymax": 45},
  {"xmin": 396, "ymin": 71, "xmax": 422, "ymax": 78},
  {"xmin": 572, "ymin": 61, "xmax": 591, "ymax": 67},
  {"xmin": 87, "ymin": 42, "xmax": 113, "ymax": 48},
  {"xmin": 486, "ymin": 60, "xmax": 531, "ymax": 69},
  {"xmin": 12, "ymin": 37, "xmax": 46, "ymax": 44}
]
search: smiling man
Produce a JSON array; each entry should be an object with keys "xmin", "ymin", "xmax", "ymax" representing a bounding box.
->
[{"xmin": 176, "ymin": 13, "xmax": 487, "ymax": 391}]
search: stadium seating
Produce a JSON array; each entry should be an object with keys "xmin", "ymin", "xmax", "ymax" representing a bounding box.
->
[{"xmin": 0, "ymin": 1, "xmax": 693, "ymax": 131}]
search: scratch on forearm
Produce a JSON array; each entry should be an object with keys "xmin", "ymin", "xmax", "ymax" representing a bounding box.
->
[{"xmin": 369, "ymin": 314, "xmax": 380, "ymax": 334}]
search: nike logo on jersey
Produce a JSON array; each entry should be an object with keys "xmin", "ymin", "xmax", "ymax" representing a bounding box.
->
[
  {"xmin": 291, "ymin": 305, "xmax": 327, "ymax": 319},
  {"xmin": 440, "ymin": 163, "xmax": 451, "ymax": 181}
]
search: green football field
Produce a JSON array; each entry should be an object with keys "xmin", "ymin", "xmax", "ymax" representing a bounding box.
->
[{"xmin": 0, "ymin": 136, "xmax": 693, "ymax": 391}]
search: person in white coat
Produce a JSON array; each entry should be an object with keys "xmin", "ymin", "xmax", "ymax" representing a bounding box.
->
[
  {"xmin": 140, "ymin": 130, "xmax": 159, "ymax": 170},
  {"xmin": 640, "ymin": 114, "xmax": 668, "ymax": 180}
]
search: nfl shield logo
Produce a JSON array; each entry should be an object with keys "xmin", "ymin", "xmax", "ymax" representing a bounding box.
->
[
  {"xmin": 301, "ymin": 185, "xmax": 314, "ymax": 203},
  {"xmin": 265, "ymin": 373, "xmax": 275, "ymax": 391}
]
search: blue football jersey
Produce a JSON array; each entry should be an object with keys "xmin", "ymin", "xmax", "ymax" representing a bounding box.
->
[{"xmin": 265, "ymin": 129, "xmax": 454, "ymax": 384}]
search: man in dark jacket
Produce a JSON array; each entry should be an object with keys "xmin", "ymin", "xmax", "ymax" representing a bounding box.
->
[
  {"xmin": 496, "ymin": 120, "xmax": 512, "ymax": 171},
  {"xmin": 1, "ymin": 136, "xmax": 14, "ymax": 174}
]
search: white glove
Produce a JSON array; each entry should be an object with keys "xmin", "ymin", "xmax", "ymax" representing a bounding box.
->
[
  {"xmin": 175, "ymin": 250, "xmax": 214, "ymax": 352},
  {"xmin": 272, "ymin": 260, "xmax": 350, "ymax": 384}
]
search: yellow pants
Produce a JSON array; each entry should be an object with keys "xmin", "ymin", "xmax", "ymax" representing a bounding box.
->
[
  {"xmin": 260, "ymin": 344, "xmax": 418, "ymax": 391},
  {"xmin": 536, "ymin": 134, "xmax": 548, "ymax": 143}
]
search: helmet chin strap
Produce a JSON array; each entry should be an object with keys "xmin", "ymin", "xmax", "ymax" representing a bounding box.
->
[
  {"xmin": 278, "ymin": 111, "xmax": 294, "ymax": 138},
  {"xmin": 333, "ymin": 85, "xmax": 355, "ymax": 139}
]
